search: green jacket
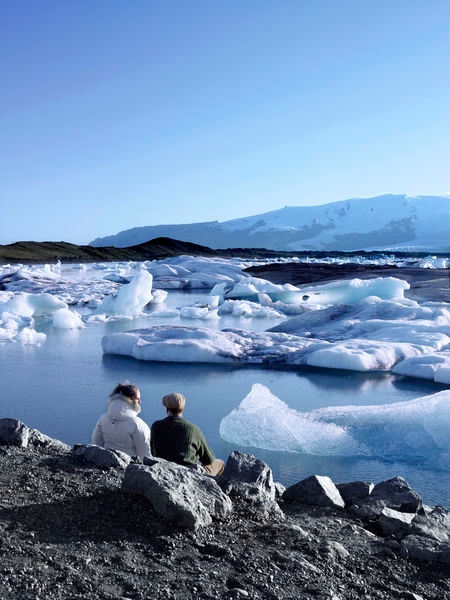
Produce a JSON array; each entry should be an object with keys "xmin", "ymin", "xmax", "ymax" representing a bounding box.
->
[{"xmin": 150, "ymin": 416, "xmax": 215, "ymax": 466}]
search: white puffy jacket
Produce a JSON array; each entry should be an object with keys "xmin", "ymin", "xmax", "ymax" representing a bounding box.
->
[{"xmin": 91, "ymin": 397, "xmax": 151, "ymax": 459}]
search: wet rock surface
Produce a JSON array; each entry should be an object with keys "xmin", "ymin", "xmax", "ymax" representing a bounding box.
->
[{"xmin": 1, "ymin": 425, "xmax": 449, "ymax": 600}]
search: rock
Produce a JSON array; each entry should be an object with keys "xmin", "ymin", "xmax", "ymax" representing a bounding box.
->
[
  {"xmin": 401, "ymin": 534, "xmax": 450, "ymax": 565},
  {"xmin": 72, "ymin": 444, "xmax": 131, "ymax": 469},
  {"xmin": 28, "ymin": 429, "xmax": 71, "ymax": 452},
  {"xmin": 349, "ymin": 499, "xmax": 389, "ymax": 521},
  {"xmin": 320, "ymin": 540, "xmax": 350, "ymax": 560},
  {"xmin": 0, "ymin": 418, "xmax": 29, "ymax": 448},
  {"xmin": 283, "ymin": 475, "xmax": 345, "ymax": 509},
  {"xmin": 220, "ymin": 451, "xmax": 276, "ymax": 499},
  {"xmin": 378, "ymin": 507, "xmax": 415, "ymax": 539},
  {"xmin": 410, "ymin": 505, "xmax": 450, "ymax": 542},
  {"xmin": 370, "ymin": 476, "xmax": 422, "ymax": 513},
  {"xmin": 336, "ymin": 481, "xmax": 374, "ymax": 507},
  {"xmin": 122, "ymin": 461, "xmax": 232, "ymax": 530},
  {"xmin": 274, "ymin": 481, "xmax": 286, "ymax": 498},
  {"xmin": 218, "ymin": 451, "xmax": 284, "ymax": 520},
  {"xmin": 349, "ymin": 476, "xmax": 423, "ymax": 523}
]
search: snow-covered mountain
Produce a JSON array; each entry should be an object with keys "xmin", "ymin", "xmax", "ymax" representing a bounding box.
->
[{"xmin": 90, "ymin": 194, "xmax": 450, "ymax": 252}]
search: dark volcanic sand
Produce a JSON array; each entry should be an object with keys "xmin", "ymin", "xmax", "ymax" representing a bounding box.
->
[{"xmin": 0, "ymin": 444, "xmax": 449, "ymax": 600}]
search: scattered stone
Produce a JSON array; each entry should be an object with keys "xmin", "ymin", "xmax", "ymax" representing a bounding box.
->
[
  {"xmin": 1, "ymin": 419, "xmax": 449, "ymax": 599},
  {"xmin": 219, "ymin": 451, "xmax": 284, "ymax": 520},
  {"xmin": 72, "ymin": 444, "xmax": 131, "ymax": 469},
  {"xmin": 378, "ymin": 507, "xmax": 415, "ymax": 539},
  {"xmin": 0, "ymin": 418, "xmax": 29, "ymax": 448},
  {"xmin": 28, "ymin": 429, "xmax": 71, "ymax": 452},
  {"xmin": 336, "ymin": 481, "xmax": 374, "ymax": 507},
  {"xmin": 283, "ymin": 475, "xmax": 345, "ymax": 509},
  {"xmin": 401, "ymin": 534, "xmax": 450, "ymax": 565},
  {"xmin": 410, "ymin": 505, "xmax": 450, "ymax": 542},
  {"xmin": 370, "ymin": 476, "xmax": 423, "ymax": 513}
]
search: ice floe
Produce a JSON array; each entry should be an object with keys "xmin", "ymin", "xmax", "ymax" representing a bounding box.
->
[{"xmin": 219, "ymin": 384, "xmax": 450, "ymax": 468}]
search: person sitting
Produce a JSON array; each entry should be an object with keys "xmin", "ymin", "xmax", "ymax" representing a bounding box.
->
[
  {"xmin": 151, "ymin": 392, "xmax": 225, "ymax": 477},
  {"xmin": 91, "ymin": 382, "xmax": 151, "ymax": 460}
]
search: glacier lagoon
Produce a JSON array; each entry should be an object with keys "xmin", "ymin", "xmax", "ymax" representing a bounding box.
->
[{"xmin": 1, "ymin": 257, "xmax": 449, "ymax": 507}]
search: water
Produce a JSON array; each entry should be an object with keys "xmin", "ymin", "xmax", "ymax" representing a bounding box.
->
[{"xmin": 1, "ymin": 290, "xmax": 449, "ymax": 507}]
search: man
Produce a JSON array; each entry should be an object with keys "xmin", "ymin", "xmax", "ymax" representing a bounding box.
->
[{"xmin": 151, "ymin": 392, "xmax": 225, "ymax": 477}]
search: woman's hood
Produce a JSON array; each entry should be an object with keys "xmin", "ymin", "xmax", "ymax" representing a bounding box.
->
[{"xmin": 107, "ymin": 396, "xmax": 138, "ymax": 421}]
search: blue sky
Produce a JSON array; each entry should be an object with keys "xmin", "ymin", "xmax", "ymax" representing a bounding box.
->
[{"xmin": 1, "ymin": 0, "xmax": 450, "ymax": 245}]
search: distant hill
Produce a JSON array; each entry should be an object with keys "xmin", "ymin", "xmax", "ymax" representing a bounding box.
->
[
  {"xmin": 2, "ymin": 236, "xmax": 447, "ymax": 266},
  {"xmin": 0, "ymin": 238, "xmax": 219, "ymax": 264},
  {"xmin": 90, "ymin": 195, "xmax": 450, "ymax": 253},
  {"xmin": 0, "ymin": 237, "xmax": 322, "ymax": 264}
]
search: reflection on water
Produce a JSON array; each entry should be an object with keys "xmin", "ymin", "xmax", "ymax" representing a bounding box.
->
[{"xmin": 1, "ymin": 295, "xmax": 449, "ymax": 507}]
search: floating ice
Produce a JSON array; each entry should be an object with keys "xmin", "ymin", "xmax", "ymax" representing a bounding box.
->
[
  {"xmin": 96, "ymin": 270, "xmax": 154, "ymax": 318},
  {"xmin": 101, "ymin": 325, "xmax": 321, "ymax": 364},
  {"xmin": 15, "ymin": 327, "xmax": 47, "ymax": 344},
  {"xmin": 226, "ymin": 276, "xmax": 304, "ymax": 304},
  {"xmin": 294, "ymin": 276, "xmax": 409, "ymax": 307},
  {"xmin": 1, "ymin": 291, "xmax": 67, "ymax": 318},
  {"xmin": 101, "ymin": 291, "xmax": 450, "ymax": 377},
  {"xmin": 52, "ymin": 308, "xmax": 84, "ymax": 329},
  {"xmin": 146, "ymin": 255, "xmax": 248, "ymax": 290},
  {"xmin": 393, "ymin": 352, "xmax": 450, "ymax": 385},
  {"xmin": 3, "ymin": 257, "xmax": 450, "ymax": 377},
  {"xmin": 219, "ymin": 384, "xmax": 450, "ymax": 467}
]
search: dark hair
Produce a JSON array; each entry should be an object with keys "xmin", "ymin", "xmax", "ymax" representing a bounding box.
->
[{"xmin": 110, "ymin": 382, "xmax": 139, "ymax": 401}]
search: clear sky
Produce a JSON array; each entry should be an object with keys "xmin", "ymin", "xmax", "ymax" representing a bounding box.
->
[{"xmin": 1, "ymin": 0, "xmax": 450, "ymax": 245}]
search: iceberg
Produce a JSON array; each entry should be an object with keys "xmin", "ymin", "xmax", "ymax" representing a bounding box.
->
[{"xmin": 219, "ymin": 384, "xmax": 450, "ymax": 467}]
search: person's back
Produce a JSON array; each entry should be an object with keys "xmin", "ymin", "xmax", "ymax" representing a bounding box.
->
[
  {"xmin": 151, "ymin": 415, "xmax": 215, "ymax": 466},
  {"xmin": 92, "ymin": 382, "xmax": 151, "ymax": 460},
  {"xmin": 151, "ymin": 392, "xmax": 224, "ymax": 476}
]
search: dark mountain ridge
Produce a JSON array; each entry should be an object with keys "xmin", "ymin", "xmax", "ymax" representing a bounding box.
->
[{"xmin": 1, "ymin": 237, "xmax": 448, "ymax": 265}]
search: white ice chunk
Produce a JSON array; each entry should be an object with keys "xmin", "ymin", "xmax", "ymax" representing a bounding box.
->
[
  {"xmin": 149, "ymin": 289, "xmax": 168, "ymax": 304},
  {"xmin": 102, "ymin": 325, "xmax": 324, "ymax": 364},
  {"xmin": 15, "ymin": 327, "xmax": 47, "ymax": 344},
  {"xmin": 102, "ymin": 326, "xmax": 244, "ymax": 363},
  {"xmin": 179, "ymin": 305, "xmax": 219, "ymax": 320},
  {"xmin": 220, "ymin": 384, "xmax": 450, "ymax": 465},
  {"xmin": 52, "ymin": 308, "xmax": 84, "ymax": 329},
  {"xmin": 296, "ymin": 277, "xmax": 409, "ymax": 306},
  {"xmin": 1, "ymin": 292, "xmax": 67, "ymax": 318},
  {"xmin": 220, "ymin": 384, "xmax": 361, "ymax": 454},
  {"xmin": 226, "ymin": 276, "xmax": 303, "ymax": 304},
  {"xmin": 394, "ymin": 352, "xmax": 450, "ymax": 384},
  {"xmin": 97, "ymin": 270, "xmax": 153, "ymax": 318}
]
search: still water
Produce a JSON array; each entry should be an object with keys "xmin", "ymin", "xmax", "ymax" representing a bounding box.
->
[{"xmin": 1, "ymin": 291, "xmax": 448, "ymax": 506}]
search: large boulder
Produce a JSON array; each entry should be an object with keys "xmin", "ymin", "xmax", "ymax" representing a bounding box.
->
[
  {"xmin": 122, "ymin": 461, "xmax": 232, "ymax": 530},
  {"xmin": 410, "ymin": 506, "xmax": 450, "ymax": 543},
  {"xmin": 29, "ymin": 429, "xmax": 71, "ymax": 452},
  {"xmin": 220, "ymin": 451, "xmax": 276, "ymax": 500},
  {"xmin": 350, "ymin": 476, "xmax": 423, "ymax": 521},
  {"xmin": 370, "ymin": 476, "xmax": 423, "ymax": 513},
  {"xmin": 283, "ymin": 475, "xmax": 345, "ymax": 509},
  {"xmin": 72, "ymin": 444, "xmax": 131, "ymax": 469},
  {"xmin": 336, "ymin": 481, "xmax": 374, "ymax": 507},
  {"xmin": 0, "ymin": 418, "xmax": 29, "ymax": 447},
  {"xmin": 378, "ymin": 507, "xmax": 415, "ymax": 539},
  {"xmin": 401, "ymin": 535, "xmax": 450, "ymax": 565},
  {"xmin": 218, "ymin": 451, "xmax": 283, "ymax": 519}
]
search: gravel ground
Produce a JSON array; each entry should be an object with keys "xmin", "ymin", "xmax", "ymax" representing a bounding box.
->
[{"xmin": 0, "ymin": 443, "xmax": 449, "ymax": 600}]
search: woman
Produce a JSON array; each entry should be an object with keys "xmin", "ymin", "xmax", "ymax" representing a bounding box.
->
[{"xmin": 91, "ymin": 382, "xmax": 151, "ymax": 459}]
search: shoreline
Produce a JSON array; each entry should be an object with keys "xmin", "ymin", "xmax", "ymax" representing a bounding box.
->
[{"xmin": 1, "ymin": 420, "xmax": 449, "ymax": 599}]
